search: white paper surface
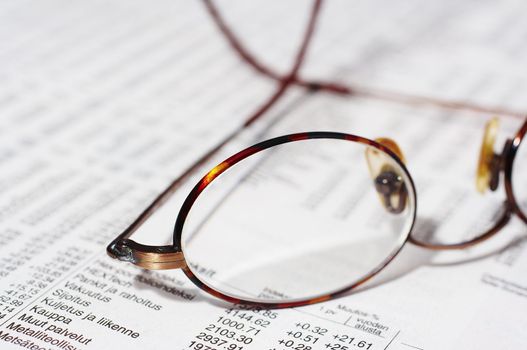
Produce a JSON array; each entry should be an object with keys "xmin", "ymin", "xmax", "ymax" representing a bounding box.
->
[{"xmin": 0, "ymin": 1, "xmax": 526, "ymax": 349}]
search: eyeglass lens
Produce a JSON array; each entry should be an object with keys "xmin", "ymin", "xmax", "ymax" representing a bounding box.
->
[{"xmin": 178, "ymin": 138, "xmax": 416, "ymax": 303}]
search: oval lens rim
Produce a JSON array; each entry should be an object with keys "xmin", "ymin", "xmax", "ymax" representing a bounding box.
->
[
  {"xmin": 173, "ymin": 131, "xmax": 417, "ymax": 308},
  {"xmin": 506, "ymin": 119, "xmax": 527, "ymax": 224}
]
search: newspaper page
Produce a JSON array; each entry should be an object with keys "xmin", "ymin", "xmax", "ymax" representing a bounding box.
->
[{"xmin": 0, "ymin": 1, "xmax": 526, "ymax": 349}]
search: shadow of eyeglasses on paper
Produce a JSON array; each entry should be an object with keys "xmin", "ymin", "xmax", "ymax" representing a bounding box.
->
[
  {"xmin": 353, "ymin": 217, "xmax": 527, "ymax": 295},
  {"xmin": 129, "ymin": 216, "xmax": 525, "ymax": 309}
]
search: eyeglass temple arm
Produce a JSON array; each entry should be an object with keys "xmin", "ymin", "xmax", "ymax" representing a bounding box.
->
[
  {"xmin": 203, "ymin": 1, "xmax": 527, "ymax": 118},
  {"xmin": 202, "ymin": 0, "xmax": 350, "ymax": 95},
  {"xmin": 107, "ymin": 0, "xmax": 325, "ymax": 271},
  {"xmin": 365, "ymin": 138, "xmax": 408, "ymax": 214}
]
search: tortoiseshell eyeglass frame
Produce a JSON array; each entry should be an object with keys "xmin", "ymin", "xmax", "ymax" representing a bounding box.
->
[
  {"xmin": 106, "ymin": 118, "xmax": 526, "ymax": 308},
  {"xmin": 106, "ymin": 0, "xmax": 527, "ymax": 308},
  {"xmin": 507, "ymin": 120, "xmax": 527, "ymax": 223},
  {"xmin": 108, "ymin": 132, "xmax": 417, "ymax": 308}
]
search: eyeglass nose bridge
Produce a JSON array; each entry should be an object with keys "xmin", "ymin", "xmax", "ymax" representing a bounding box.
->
[{"xmin": 107, "ymin": 238, "xmax": 186, "ymax": 270}]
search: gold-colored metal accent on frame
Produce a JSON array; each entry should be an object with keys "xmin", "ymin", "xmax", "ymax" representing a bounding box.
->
[
  {"xmin": 130, "ymin": 249, "xmax": 186, "ymax": 270},
  {"xmin": 477, "ymin": 118, "xmax": 499, "ymax": 193},
  {"xmin": 107, "ymin": 239, "xmax": 186, "ymax": 270}
]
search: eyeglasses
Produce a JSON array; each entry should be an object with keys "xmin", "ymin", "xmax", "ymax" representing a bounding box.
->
[
  {"xmin": 106, "ymin": 0, "xmax": 527, "ymax": 308},
  {"xmin": 107, "ymin": 117, "xmax": 526, "ymax": 308}
]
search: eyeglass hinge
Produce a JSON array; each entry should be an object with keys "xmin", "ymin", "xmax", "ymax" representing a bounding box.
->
[{"xmin": 107, "ymin": 239, "xmax": 186, "ymax": 270}]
